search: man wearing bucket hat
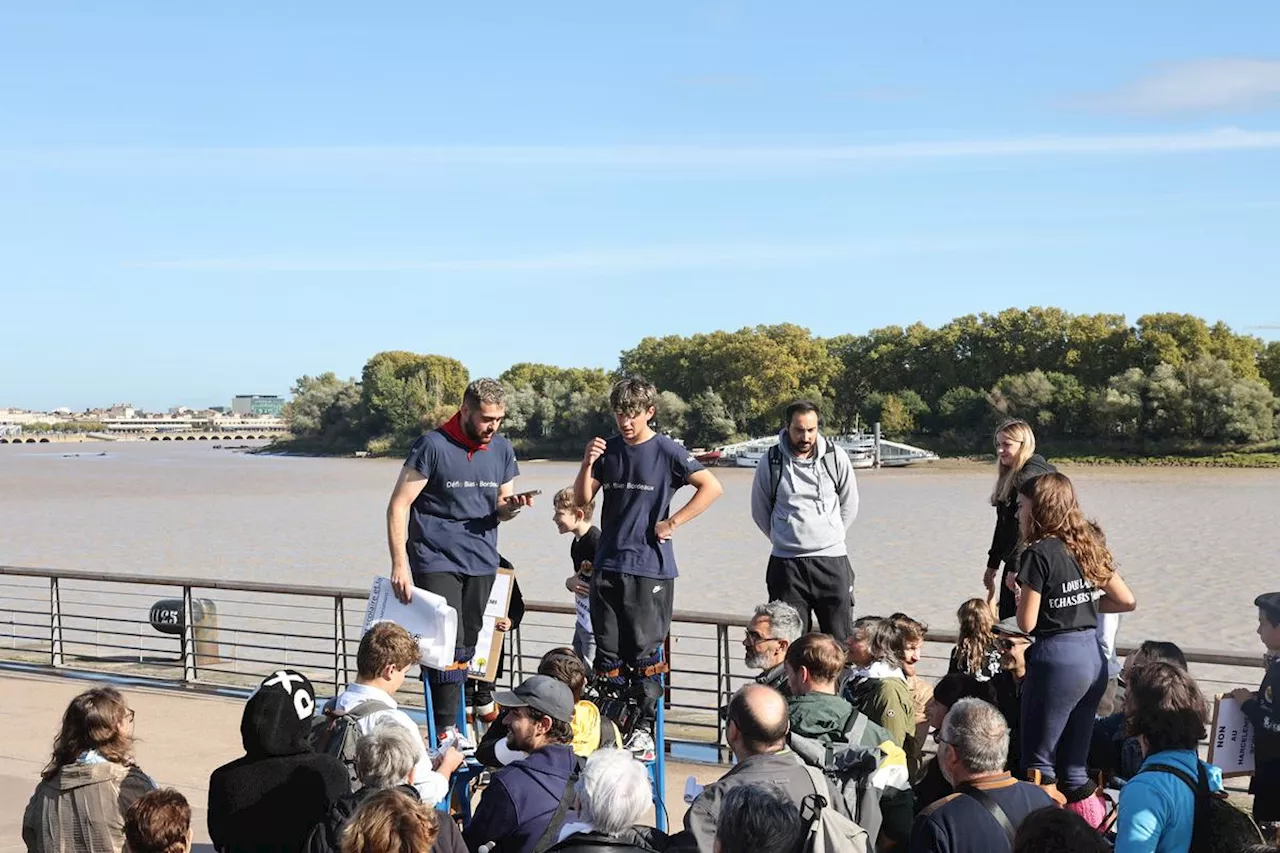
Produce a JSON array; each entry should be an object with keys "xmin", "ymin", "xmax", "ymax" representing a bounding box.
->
[{"xmin": 464, "ymin": 676, "xmax": 582, "ymax": 853}]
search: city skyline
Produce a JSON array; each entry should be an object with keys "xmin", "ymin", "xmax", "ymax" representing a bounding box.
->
[{"xmin": 3, "ymin": 3, "xmax": 1279, "ymax": 411}]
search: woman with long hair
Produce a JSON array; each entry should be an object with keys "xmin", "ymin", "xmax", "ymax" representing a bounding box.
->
[
  {"xmin": 23, "ymin": 687, "xmax": 157, "ymax": 853},
  {"xmin": 1015, "ymin": 472, "xmax": 1136, "ymax": 826},
  {"xmin": 986, "ymin": 419, "xmax": 1056, "ymax": 618},
  {"xmin": 948, "ymin": 597, "xmax": 1001, "ymax": 682}
]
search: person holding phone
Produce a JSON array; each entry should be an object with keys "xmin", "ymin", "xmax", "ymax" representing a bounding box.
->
[{"xmin": 384, "ymin": 378, "xmax": 534, "ymax": 738}]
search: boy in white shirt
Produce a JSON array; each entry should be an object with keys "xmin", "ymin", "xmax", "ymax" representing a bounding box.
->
[{"xmin": 326, "ymin": 621, "xmax": 464, "ymax": 804}]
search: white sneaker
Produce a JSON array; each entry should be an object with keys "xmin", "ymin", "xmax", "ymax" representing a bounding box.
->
[{"xmin": 625, "ymin": 729, "xmax": 656, "ymax": 762}]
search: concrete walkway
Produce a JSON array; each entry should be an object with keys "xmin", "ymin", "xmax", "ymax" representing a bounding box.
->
[{"xmin": 1, "ymin": 670, "xmax": 725, "ymax": 851}]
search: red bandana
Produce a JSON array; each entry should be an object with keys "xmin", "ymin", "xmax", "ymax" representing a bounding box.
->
[{"xmin": 440, "ymin": 411, "xmax": 488, "ymax": 460}]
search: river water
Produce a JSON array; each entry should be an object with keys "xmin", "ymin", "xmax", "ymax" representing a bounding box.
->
[{"xmin": 1, "ymin": 441, "xmax": 1277, "ymax": 654}]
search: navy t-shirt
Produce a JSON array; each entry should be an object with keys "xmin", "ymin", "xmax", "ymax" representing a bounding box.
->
[
  {"xmin": 590, "ymin": 434, "xmax": 704, "ymax": 579},
  {"xmin": 404, "ymin": 430, "xmax": 519, "ymax": 577},
  {"xmin": 1016, "ymin": 537, "xmax": 1100, "ymax": 636}
]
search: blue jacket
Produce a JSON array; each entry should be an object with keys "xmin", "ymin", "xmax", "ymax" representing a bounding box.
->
[
  {"xmin": 464, "ymin": 744, "xmax": 578, "ymax": 853},
  {"xmin": 1115, "ymin": 749, "xmax": 1225, "ymax": 853}
]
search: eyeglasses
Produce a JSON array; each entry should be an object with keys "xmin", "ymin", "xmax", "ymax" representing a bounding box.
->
[
  {"xmin": 125, "ymin": 709, "xmax": 135, "ymax": 723},
  {"xmin": 996, "ymin": 637, "xmax": 1028, "ymax": 651},
  {"xmin": 744, "ymin": 630, "xmax": 781, "ymax": 645}
]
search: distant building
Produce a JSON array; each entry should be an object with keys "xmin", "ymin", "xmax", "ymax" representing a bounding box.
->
[{"xmin": 231, "ymin": 395, "xmax": 285, "ymax": 417}]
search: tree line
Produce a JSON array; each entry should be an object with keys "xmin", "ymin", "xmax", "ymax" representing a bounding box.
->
[{"xmin": 282, "ymin": 308, "xmax": 1280, "ymax": 456}]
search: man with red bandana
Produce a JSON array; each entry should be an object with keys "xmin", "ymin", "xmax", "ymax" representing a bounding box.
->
[{"xmin": 385, "ymin": 378, "xmax": 533, "ymax": 736}]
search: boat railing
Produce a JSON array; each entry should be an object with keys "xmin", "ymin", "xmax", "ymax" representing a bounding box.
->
[{"xmin": 0, "ymin": 563, "xmax": 1265, "ymax": 764}]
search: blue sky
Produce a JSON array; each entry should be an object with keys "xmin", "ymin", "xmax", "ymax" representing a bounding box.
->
[{"xmin": 2, "ymin": 3, "xmax": 1279, "ymax": 411}]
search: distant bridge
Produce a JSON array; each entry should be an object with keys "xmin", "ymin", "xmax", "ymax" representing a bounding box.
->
[{"xmin": 0, "ymin": 431, "xmax": 289, "ymax": 445}]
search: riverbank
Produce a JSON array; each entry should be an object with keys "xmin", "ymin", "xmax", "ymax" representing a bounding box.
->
[{"xmin": 260, "ymin": 437, "xmax": 1280, "ymax": 468}]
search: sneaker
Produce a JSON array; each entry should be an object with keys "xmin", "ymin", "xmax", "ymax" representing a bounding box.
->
[{"xmin": 625, "ymin": 729, "xmax": 656, "ymax": 762}]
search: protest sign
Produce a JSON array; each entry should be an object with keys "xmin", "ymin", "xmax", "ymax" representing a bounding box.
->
[
  {"xmin": 468, "ymin": 568, "xmax": 515, "ymax": 682},
  {"xmin": 1209, "ymin": 694, "xmax": 1256, "ymax": 777},
  {"xmin": 362, "ymin": 577, "xmax": 458, "ymax": 670}
]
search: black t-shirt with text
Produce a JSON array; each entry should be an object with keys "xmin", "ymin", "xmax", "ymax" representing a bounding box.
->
[
  {"xmin": 1016, "ymin": 537, "xmax": 1099, "ymax": 636},
  {"xmin": 570, "ymin": 526, "xmax": 600, "ymax": 577}
]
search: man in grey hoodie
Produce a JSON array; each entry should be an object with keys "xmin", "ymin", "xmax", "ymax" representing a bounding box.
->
[{"xmin": 750, "ymin": 400, "xmax": 859, "ymax": 641}]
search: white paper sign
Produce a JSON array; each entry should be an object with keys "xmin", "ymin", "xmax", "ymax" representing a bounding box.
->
[
  {"xmin": 575, "ymin": 594, "xmax": 592, "ymax": 634},
  {"xmin": 1209, "ymin": 695, "xmax": 1256, "ymax": 777},
  {"xmin": 362, "ymin": 577, "xmax": 458, "ymax": 670},
  {"xmin": 467, "ymin": 570, "xmax": 514, "ymax": 680}
]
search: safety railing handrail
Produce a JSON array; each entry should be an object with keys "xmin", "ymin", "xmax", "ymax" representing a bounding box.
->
[{"xmin": 2, "ymin": 563, "xmax": 1263, "ymax": 669}]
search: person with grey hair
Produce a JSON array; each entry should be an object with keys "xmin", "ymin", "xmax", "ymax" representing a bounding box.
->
[
  {"xmin": 305, "ymin": 721, "xmax": 466, "ymax": 853},
  {"xmin": 744, "ymin": 601, "xmax": 804, "ymax": 696},
  {"xmin": 548, "ymin": 749, "xmax": 665, "ymax": 853},
  {"xmin": 713, "ymin": 783, "xmax": 806, "ymax": 853},
  {"xmin": 385, "ymin": 375, "xmax": 535, "ymax": 735},
  {"xmin": 908, "ymin": 699, "xmax": 1054, "ymax": 853}
]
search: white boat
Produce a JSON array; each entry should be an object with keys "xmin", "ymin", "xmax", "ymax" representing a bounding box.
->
[{"xmin": 720, "ymin": 432, "xmax": 938, "ymax": 469}]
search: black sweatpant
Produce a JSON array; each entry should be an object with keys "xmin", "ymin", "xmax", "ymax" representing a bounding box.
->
[
  {"xmin": 765, "ymin": 554, "xmax": 855, "ymax": 642},
  {"xmin": 415, "ymin": 570, "xmax": 496, "ymax": 731},
  {"xmin": 590, "ymin": 570, "xmax": 673, "ymax": 669}
]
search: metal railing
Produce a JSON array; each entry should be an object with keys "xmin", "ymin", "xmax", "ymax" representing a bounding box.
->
[{"xmin": 0, "ymin": 564, "xmax": 1268, "ymax": 763}]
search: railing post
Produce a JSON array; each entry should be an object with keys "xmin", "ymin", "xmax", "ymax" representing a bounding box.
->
[
  {"xmin": 181, "ymin": 586, "xmax": 197, "ymax": 683},
  {"xmin": 512, "ymin": 626, "xmax": 524, "ymax": 684},
  {"xmin": 715, "ymin": 623, "xmax": 728, "ymax": 745},
  {"xmin": 50, "ymin": 577, "xmax": 64, "ymax": 667},
  {"xmin": 334, "ymin": 595, "xmax": 348, "ymax": 693}
]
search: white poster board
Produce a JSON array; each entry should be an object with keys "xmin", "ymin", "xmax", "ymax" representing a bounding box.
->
[
  {"xmin": 1208, "ymin": 695, "xmax": 1256, "ymax": 778},
  {"xmin": 362, "ymin": 577, "xmax": 458, "ymax": 670},
  {"xmin": 467, "ymin": 569, "xmax": 515, "ymax": 682}
]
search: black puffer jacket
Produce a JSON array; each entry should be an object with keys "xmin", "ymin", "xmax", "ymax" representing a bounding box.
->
[{"xmin": 547, "ymin": 827, "xmax": 668, "ymax": 853}]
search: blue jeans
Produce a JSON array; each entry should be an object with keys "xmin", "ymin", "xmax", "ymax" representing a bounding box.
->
[{"xmin": 1021, "ymin": 629, "xmax": 1108, "ymax": 790}]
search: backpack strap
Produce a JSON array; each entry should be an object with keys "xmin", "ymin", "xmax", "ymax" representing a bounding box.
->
[
  {"xmin": 531, "ymin": 768, "xmax": 582, "ymax": 853},
  {"xmin": 1138, "ymin": 762, "xmax": 1208, "ymax": 852},
  {"xmin": 799, "ymin": 762, "xmax": 831, "ymax": 824},
  {"xmin": 955, "ymin": 783, "xmax": 1016, "ymax": 845},
  {"xmin": 767, "ymin": 445, "xmax": 784, "ymax": 512},
  {"xmin": 821, "ymin": 443, "xmax": 847, "ymax": 494}
]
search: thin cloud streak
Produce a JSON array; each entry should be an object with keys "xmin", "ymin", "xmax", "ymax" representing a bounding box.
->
[
  {"xmin": 132, "ymin": 237, "xmax": 1029, "ymax": 273},
  {"xmin": 9, "ymin": 128, "xmax": 1280, "ymax": 172},
  {"xmin": 1082, "ymin": 59, "xmax": 1280, "ymax": 115}
]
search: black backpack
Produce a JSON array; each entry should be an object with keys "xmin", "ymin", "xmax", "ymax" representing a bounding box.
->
[
  {"xmin": 308, "ymin": 698, "xmax": 387, "ymax": 792},
  {"xmin": 1137, "ymin": 761, "xmax": 1263, "ymax": 853},
  {"xmin": 767, "ymin": 442, "xmax": 846, "ymax": 512}
]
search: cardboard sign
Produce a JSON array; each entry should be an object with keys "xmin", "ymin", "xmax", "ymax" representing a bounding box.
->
[
  {"xmin": 468, "ymin": 568, "xmax": 515, "ymax": 682},
  {"xmin": 1208, "ymin": 695, "xmax": 1256, "ymax": 777}
]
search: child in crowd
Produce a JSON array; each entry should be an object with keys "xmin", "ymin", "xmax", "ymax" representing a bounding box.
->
[
  {"xmin": 843, "ymin": 615, "xmax": 915, "ymax": 750},
  {"xmin": 574, "ymin": 375, "xmax": 723, "ymax": 759},
  {"xmin": 1231, "ymin": 591, "xmax": 1280, "ymax": 840},
  {"xmin": 949, "ymin": 597, "xmax": 1002, "ymax": 682},
  {"xmin": 553, "ymin": 485, "xmax": 600, "ymax": 666},
  {"xmin": 890, "ymin": 612, "xmax": 932, "ymax": 778}
]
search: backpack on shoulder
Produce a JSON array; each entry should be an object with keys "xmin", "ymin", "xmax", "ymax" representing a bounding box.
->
[
  {"xmin": 1138, "ymin": 762, "xmax": 1263, "ymax": 853},
  {"xmin": 799, "ymin": 763, "xmax": 870, "ymax": 853},
  {"xmin": 767, "ymin": 443, "xmax": 846, "ymax": 512},
  {"xmin": 309, "ymin": 698, "xmax": 387, "ymax": 791}
]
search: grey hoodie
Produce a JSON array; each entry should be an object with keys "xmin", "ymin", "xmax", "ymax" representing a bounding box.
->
[{"xmin": 750, "ymin": 432, "xmax": 858, "ymax": 558}]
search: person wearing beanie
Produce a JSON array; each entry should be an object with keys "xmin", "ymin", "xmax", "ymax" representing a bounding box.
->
[{"xmin": 208, "ymin": 669, "xmax": 350, "ymax": 853}]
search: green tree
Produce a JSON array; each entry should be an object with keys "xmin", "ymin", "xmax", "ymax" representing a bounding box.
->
[
  {"xmin": 686, "ymin": 389, "xmax": 737, "ymax": 447},
  {"xmin": 361, "ymin": 351, "xmax": 468, "ymax": 443},
  {"xmin": 655, "ymin": 390, "xmax": 689, "ymax": 440},
  {"xmin": 1261, "ymin": 341, "xmax": 1280, "ymax": 396},
  {"xmin": 877, "ymin": 394, "xmax": 917, "ymax": 436},
  {"xmin": 1093, "ymin": 370, "xmax": 1145, "ymax": 438},
  {"xmin": 1135, "ymin": 313, "xmax": 1213, "ymax": 369},
  {"xmin": 991, "ymin": 370, "xmax": 1056, "ymax": 428},
  {"xmin": 282, "ymin": 372, "xmax": 365, "ymax": 445}
]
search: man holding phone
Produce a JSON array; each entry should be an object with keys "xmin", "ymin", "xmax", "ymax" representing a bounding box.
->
[{"xmin": 385, "ymin": 378, "xmax": 534, "ymax": 736}]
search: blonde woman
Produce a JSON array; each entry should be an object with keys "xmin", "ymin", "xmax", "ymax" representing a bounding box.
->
[
  {"xmin": 1015, "ymin": 472, "xmax": 1136, "ymax": 827},
  {"xmin": 985, "ymin": 419, "xmax": 1055, "ymax": 619}
]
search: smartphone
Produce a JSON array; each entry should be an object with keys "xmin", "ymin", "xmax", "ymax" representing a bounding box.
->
[{"xmin": 513, "ymin": 489, "xmax": 542, "ymax": 499}]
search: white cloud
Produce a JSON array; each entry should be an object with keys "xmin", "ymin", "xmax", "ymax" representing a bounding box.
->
[
  {"xmin": 7, "ymin": 127, "xmax": 1280, "ymax": 173},
  {"xmin": 1084, "ymin": 59, "xmax": 1280, "ymax": 115},
  {"xmin": 131, "ymin": 236, "xmax": 1028, "ymax": 273}
]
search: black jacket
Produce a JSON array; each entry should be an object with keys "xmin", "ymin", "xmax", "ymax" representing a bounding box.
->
[
  {"xmin": 548, "ymin": 827, "xmax": 668, "ymax": 853},
  {"xmin": 1243, "ymin": 658, "xmax": 1280, "ymax": 819},
  {"xmin": 208, "ymin": 684, "xmax": 350, "ymax": 853},
  {"xmin": 304, "ymin": 784, "xmax": 466, "ymax": 853},
  {"xmin": 987, "ymin": 454, "xmax": 1056, "ymax": 571}
]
